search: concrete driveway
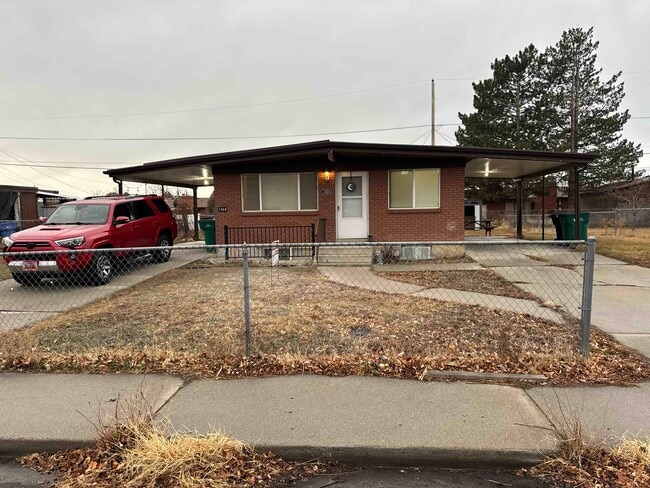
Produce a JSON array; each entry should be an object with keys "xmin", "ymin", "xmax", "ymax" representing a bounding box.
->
[
  {"xmin": 592, "ymin": 254, "xmax": 650, "ymax": 358},
  {"xmin": 467, "ymin": 243, "xmax": 650, "ymax": 359},
  {"xmin": 0, "ymin": 246, "xmax": 206, "ymax": 331}
]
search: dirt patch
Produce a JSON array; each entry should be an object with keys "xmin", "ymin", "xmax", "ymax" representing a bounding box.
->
[
  {"xmin": 374, "ymin": 269, "xmax": 538, "ymax": 300},
  {"xmin": 0, "ymin": 266, "xmax": 648, "ymax": 385}
]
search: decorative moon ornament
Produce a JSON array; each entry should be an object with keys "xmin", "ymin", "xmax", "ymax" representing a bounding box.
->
[{"xmin": 346, "ymin": 182, "xmax": 356, "ymax": 192}]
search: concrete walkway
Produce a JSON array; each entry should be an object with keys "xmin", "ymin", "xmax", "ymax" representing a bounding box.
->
[
  {"xmin": 319, "ymin": 266, "xmax": 565, "ymax": 323},
  {"xmin": 1, "ymin": 373, "xmax": 649, "ymax": 467}
]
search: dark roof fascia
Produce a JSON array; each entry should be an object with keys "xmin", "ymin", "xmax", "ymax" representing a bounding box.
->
[
  {"xmin": 104, "ymin": 140, "xmax": 334, "ymax": 177},
  {"xmin": 109, "ymin": 174, "xmax": 199, "ymax": 190},
  {"xmin": 0, "ymin": 185, "xmax": 39, "ymax": 193},
  {"xmin": 104, "ymin": 140, "xmax": 598, "ymax": 177}
]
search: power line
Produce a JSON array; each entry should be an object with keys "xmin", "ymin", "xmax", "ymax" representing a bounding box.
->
[
  {"xmin": 0, "ymin": 159, "xmax": 129, "ymax": 168},
  {"xmin": 0, "ymin": 162, "xmax": 115, "ymax": 170},
  {"xmin": 0, "ymin": 124, "xmax": 431, "ymax": 142},
  {"xmin": 434, "ymin": 127, "xmax": 457, "ymax": 145},
  {"xmin": 0, "ymin": 79, "xmax": 431, "ymax": 121},
  {"xmin": 408, "ymin": 129, "xmax": 431, "ymax": 145},
  {"xmin": 0, "ymin": 68, "xmax": 647, "ymax": 122},
  {"xmin": 0, "ymin": 147, "xmax": 92, "ymax": 194}
]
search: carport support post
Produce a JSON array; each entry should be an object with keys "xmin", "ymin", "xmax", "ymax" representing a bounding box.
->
[
  {"xmin": 242, "ymin": 245, "xmax": 251, "ymax": 357},
  {"xmin": 192, "ymin": 188, "xmax": 199, "ymax": 241},
  {"xmin": 579, "ymin": 236, "xmax": 596, "ymax": 356},
  {"xmin": 574, "ymin": 168, "xmax": 581, "ymax": 240},
  {"xmin": 541, "ymin": 176, "xmax": 546, "ymax": 241},
  {"xmin": 516, "ymin": 179, "xmax": 523, "ymax": 239}
]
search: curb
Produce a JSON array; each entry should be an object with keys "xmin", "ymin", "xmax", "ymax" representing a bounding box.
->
[
  {"xmin": 0, "ymin": 439, "xmax": 93, "ymax": 459},
  {"xmin": 1, "ymin": 438, "xmax": 551, "ymax": 468},
  {"xmin": 242, "ymin": 445, "xmax": 550, "ymax": 469}
]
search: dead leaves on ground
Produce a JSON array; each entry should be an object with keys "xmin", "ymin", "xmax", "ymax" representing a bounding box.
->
[
  {"xmin": 1, "ymin": 267, "xmax": 649, "ymax": 385},
  {"xmin": 21, "ymin": 422, "xmax": 324, "ymax": 488}
]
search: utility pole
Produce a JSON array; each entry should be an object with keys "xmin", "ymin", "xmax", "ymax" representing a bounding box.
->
[{"xmin": 431, "ymin": 79, "xmax": 435, "ymax": 146}]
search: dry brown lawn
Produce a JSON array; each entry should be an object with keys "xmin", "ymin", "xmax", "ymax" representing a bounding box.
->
[
  {"xmin": 0, "ymin": 264, "xmax": 648, "ymax": 385},
  {"xmin": 375, "ymin": 269, "xmax": 538, "ymax": 300}
]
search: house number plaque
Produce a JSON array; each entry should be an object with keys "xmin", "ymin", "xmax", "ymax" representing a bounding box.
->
[
  {"xmin": 321, "ymin": 189, "xmax": 333, "ymax": 195},
  {"xmin": 217, "ymin": 207, "xmax": 228, "ymax": 212}
]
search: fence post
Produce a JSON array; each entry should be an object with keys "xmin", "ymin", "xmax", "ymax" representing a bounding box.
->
[
  {"xmin": 242, "ymin": 245, "xmax": 251, "ymax": 357},
  {"xmin": 224, "ymin": 225, "xmax": 229, "ymax": 260},
  {"xmin": 614, "ymin": 208, "xmax": 618, "ymax": 236},
  {"xmin": 579, "ymin": 236, "xmax": 597, "ymax": 356}
]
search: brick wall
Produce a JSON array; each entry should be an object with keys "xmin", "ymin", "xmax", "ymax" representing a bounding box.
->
[
  {"xmin": 213, "ymin": 167, "xmax": 465, "ymax": 243},
  {"xmin": 368, "ymin": 167, "xmax": 465, "ymax": 241}
]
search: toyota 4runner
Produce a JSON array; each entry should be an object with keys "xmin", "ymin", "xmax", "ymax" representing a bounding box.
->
[{"xmin": 2, "ymin": 195, "xmax": 178, "ymax": 286}]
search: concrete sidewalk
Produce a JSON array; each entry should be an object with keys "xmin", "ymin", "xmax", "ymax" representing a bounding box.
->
[{"xmin": 2, "ymin": 373, "xmax": 649, "ymax": 467}]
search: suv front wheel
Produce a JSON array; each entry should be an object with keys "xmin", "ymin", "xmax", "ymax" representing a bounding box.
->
[
  {"xmin": 90, "ymin": 252, "xmax": 114, "ymax": 285},
  {"xmin": 153, "ymin": 234, "xmax": 173, "ymax": 263}
]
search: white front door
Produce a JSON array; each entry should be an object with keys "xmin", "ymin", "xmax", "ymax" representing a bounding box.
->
[{"xmin": 336, "ymin": 171, "xmax": 369, "ymax": 239}]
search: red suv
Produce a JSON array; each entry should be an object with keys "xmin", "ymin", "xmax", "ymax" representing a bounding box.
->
[{"xmin": 2, "ymin": 195, "xmax": 178, "ymax": 286}]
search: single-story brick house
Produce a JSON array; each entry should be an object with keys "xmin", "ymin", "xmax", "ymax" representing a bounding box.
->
[{"xmin": 105, "ymin": 140, "xmax": 596, "ymax": 242}]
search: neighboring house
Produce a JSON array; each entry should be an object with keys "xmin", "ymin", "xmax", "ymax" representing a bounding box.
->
[
  {"xmin": 36, "ymin": 189, "xmax": 77, "ymax": 217},
  {"xmin": 173, "ymin": 195, "xmax": 209, "ymax": 216},
  {"xmin": 104, "ymin": 140, "xmax": 596, "ymax": 243},
  {"xmin": 581, "ymin": 176, "xmax": 650, "ymax": 211},
  {"xmin": 0, "ymin": 185, "xmax": 39, "ymax": 231},
  {"xmin": 480, "ymin": 183, "xmax": 568, "ymax": 221}
]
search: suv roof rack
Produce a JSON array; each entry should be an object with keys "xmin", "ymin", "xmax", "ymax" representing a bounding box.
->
[{"xmin": 83, "ymin": 194, "xmax": 160, "ymax": 200}]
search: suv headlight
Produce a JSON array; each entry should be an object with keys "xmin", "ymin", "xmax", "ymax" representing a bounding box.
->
[
  {"xmin": 55, "ymin": 236, "xmax": 86, "ymax": 248},
  {"xmin": 2, "ymin": 236, "xmax": 13, "ymax": 249}
]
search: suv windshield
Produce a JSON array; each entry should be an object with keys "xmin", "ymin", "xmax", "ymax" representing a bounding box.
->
[{"xmin": 46, "ymin": 204, "xmax": 110, "ymax": 225}]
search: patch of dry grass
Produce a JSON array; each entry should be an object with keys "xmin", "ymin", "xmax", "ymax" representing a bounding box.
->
[
  {"xmin": 0, "ymin": 262, "xmax": 10, "ymax": 281},
  {"xmin": 527, "ymin": 430, "xmax": 650, "ymax": 487},
  {"xmin": 1, "ymin": 265, "xmax": 649, "ymax": 385},
  {"xmin": 22, "ymin": 410, "xmax": 321, "ymax": 488},
  {"xmin": 374, "ymin": 269, "xmax": 538, "ymax": 300}
]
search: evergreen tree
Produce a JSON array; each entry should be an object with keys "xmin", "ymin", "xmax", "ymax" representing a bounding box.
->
[
  {"xmin": 541, "ymin": 27, "xmax": 641, "ymax": 187},
  {"xmin": 456, "ymin": 27, "xmax": 641, "ymax": 197},
  {"xmin": 457, "ymin": 45, "xmax": 547, "ymax": 151}
]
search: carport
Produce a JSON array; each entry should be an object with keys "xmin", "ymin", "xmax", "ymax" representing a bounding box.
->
[{"xmin": 104, "ymin": 140, "xmax": 596, "ymax": 241}]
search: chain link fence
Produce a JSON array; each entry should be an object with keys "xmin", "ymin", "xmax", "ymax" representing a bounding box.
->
[
  {"xmin": 493, "ymin": 208, "xmax": 650, "ymax": 234},
  {"xmin": 0, "ymin": 240, "xmax": 595, "ymax": 359}
]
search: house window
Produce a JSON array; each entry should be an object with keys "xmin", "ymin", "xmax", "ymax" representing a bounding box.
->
[
  {"xmin": 389, "ymin": 169, "xmax": 440, "ymax": 209},
  {"xmin": 242, "ymin": 173, "xmax": 318, "ymax": 211}
]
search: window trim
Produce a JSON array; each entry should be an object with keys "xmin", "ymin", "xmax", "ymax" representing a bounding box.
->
[
  {"xmin": 241, "ymin": 172, "xmax": 319, "ymax": 212},
  {"xmin": 388, "ymin": 168, "xmax": 441, "ymax": 210}
]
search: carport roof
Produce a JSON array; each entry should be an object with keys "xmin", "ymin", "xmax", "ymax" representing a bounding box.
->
[{"xmin": 104, "ymin": 140, "xmax": 597, "ymax": 188}]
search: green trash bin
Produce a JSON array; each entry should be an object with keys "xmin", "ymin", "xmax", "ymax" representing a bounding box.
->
[
  {"xmin": 198, "ymin": 216, "xmax": 216, "ymax": 250},
  {"xmin": 558, "ymin": 212, "xmax": 590, "ymax": 240}
]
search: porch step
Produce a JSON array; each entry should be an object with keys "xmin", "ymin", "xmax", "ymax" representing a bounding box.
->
[{"xmin": 317, "ymin": 245, "xmax": 373, "ymax": 266}]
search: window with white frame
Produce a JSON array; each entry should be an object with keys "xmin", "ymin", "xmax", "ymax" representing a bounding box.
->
[
  {"xmin": 389, "ymin": 169, "xmax": 440, "ymax": 209},
  {"xmin": 242, "ymin": 173, "xmax": 318, "ymax": 211}
]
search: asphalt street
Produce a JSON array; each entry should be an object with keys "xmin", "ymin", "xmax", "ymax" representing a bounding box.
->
[
  {"xmin": 0, "ymin": 459, "xmax": 54, "ymax": 488},
  {"xmin": 0, "ymin": 460, "xmax": 549, "ymax": 488},
  {"xmin": 295, "ymin": 466, "xmax": 547, "ymax": 487}
]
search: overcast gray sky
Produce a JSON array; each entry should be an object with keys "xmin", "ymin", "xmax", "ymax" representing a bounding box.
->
[{"xmin": 0, "ymin": 0, "xmax": 648, "ymax": 198}]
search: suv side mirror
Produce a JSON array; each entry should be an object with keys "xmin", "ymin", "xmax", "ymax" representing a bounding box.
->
[{"xmin": 114, "ymin": 216, "xmax": 130, "ymax": 225}]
